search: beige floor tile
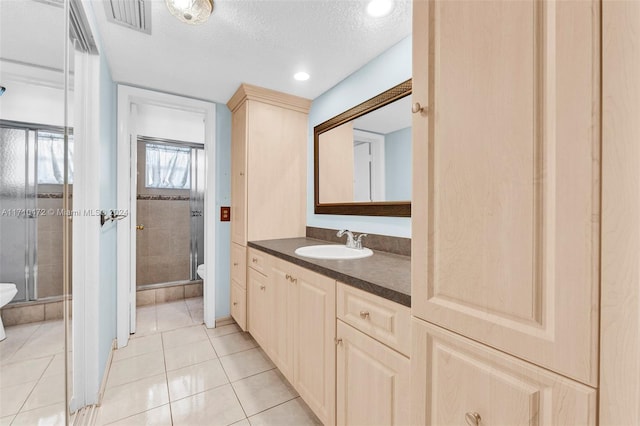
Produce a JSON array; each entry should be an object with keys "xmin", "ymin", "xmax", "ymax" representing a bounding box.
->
[
  {"xmin": 247, "ymin": 397, "xmax": 322, "ymax": 426},
  {"xmin": 184, "ymin": 296, "xmax": 203, "ymax": 310},
  {"xmin": 0, "ymin": 415, "xmax": 14, "ymax": 426},
  {"xmin": 218, "ymin": 348, "xmax": 275, "ymax": 382},
  {"xmin": 97, "ymin": 373, "xmax": 169, "ymax": 425},
  {"xmin": 9, "ymin": 321, "xmax": 64, "ymax": 362},
  {"xmin": 162, "ymin": 324, "xmax": 208, "ymax": 349},
  {"xmin": 157, "ymin": 316, "xmax": 193, "ymax": 333},
  {"xmin": 229, "ymin": 419, "xmax": 250, "ymax": 426},
  {"xmin": 210, "ymin": 332, "xmax": 258, "ymax": 357},
  {"xmin": 189, "ymin": 307, "xmax": 204, "ymax": 324},
  {"xmin": 206, "ymin": 323, "xmax": 241, "ymax": 339},
  {"xmin": 105, "ymin": 404, "xmax": 172, "ymax": 426},
  {"xmin": 166, "ymin": 359, "xmax": 229, "ymax": 401},
  {"xmin": 164, "ymin": 339, "xmax": 217, "ymax": 371},
  {"xmin": 107, "ymin": 350, "xmax": 165, "ymax": 388},
  {"xmin": 134, "ymin": 305, "xmax": 158, "ymax": 337},
  {"xmin": 21, "ymin": 373, "xmax": 65, "ymax": 412},
  {"xmin": 42, "ymin": 353, "xmax": 66, "ymax": 377},
  {"xmin": 170, "ymin": 384, "xmax": 245, "ymax": 426},
  {"xmin": 112, "ymin": 334, "xmax": 163, "ymax": 362},
  {"xmin": 232, "ymin": 369, "xmax": 298, "ymax": 417},
  {"xmin": 0, "ymin": 323, "xmax": 41, "ymax": 364},
  {"xmin": 0, "ymin": 356, "xmax": 51, "ymax": 388},
  {"xmin": 0, "ymin": 381, "xmax": 38, "ymax": 416},
  {"xmin": 11, "ymin": 402, "xmax": 66, "ymax": 426}
]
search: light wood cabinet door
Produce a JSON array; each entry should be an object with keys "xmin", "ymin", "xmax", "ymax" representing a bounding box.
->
[
  {"xmin": 230, "ymin": 281, "xmax": 246, "ymax": 331},
  {"xmin": 246, "ymin": 101, "xmax": 307, "ymax": 241},
  {"xmin": 247, "ymin": 268, "xmax": 271, "ymax": 351},
  {"xmin": 293, "ymin": 264, "xmax": 336, "ymax": 425},
  {"xmin": 230, "ymin": 243, "xmax": 246, "ymax": 288},
  {"xmin": 412, "ymin": 319, "xmax": 597, "ymax": 426},
  {"xmin": 230, "ymin": 102, "xmax": 247, "ymax": 246},
  {"xmin": 336, "ymin": 321, "xmax": 410, "ymax": 426},
  {"xmin": 411, "ymin": 0, "xmax": 600, "ymax": 385},
  {"xmin": 270, "ymin": 258, "xmax": 296, "ymax": 383}
]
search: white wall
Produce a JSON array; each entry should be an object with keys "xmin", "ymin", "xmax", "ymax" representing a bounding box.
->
[
  {"xmin": 307, "ymin": 37, "xmax": 412, "ymax": 237},
  {"xmin": 0, "ymin": 64, "xmax": 71, "ymax": 126},
  {"xmin": 136, "ymin": 103, "xmax": 204, "ymax": 143}
]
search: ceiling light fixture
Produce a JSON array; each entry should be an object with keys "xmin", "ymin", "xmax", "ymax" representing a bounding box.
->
[
  {"xmin": 367, "ymin": 0, "xmax": 394, "ymax": 17},
  {"xmin": 294, "ymin": 72, "xmax": 310, "ymax": 81},
  {"xmin": 166, "ymin": 0, "xmax": 213, "ymax": 24}
]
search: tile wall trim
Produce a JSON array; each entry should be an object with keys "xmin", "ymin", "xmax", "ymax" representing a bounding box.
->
[{"xmin": 137, "ymin": 194, "xmax": 190, "ymax": 201}]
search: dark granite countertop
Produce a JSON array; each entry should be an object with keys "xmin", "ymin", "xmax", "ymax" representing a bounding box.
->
[{"xmin": 248, "ymin": 237, "xmax": 411, "ymax": 307}]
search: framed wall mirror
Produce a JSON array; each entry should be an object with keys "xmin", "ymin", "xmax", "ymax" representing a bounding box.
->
[{"xmin": 314, "ymin": 79, "xmax": 412, "ymax": 217}]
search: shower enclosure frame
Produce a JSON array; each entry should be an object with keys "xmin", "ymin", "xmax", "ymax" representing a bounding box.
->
[{"xmin": 0, "ymin": 119, "xmax": 68, "ymax": 303}]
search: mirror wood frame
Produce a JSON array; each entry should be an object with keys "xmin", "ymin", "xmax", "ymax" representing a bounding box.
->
[{"xmin": 314, "ymin": 79, "xmax": 412, "ymax": 217}]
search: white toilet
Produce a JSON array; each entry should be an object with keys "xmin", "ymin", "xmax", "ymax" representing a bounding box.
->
[
  {"xmin": 197, "ymin": 264, "xmax": 206, "ymax": 279},
  {"xmin": 0, "ymin": 283, "xmax": 18, "ymax": 341}
]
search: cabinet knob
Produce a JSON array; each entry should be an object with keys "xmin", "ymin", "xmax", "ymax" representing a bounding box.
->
[
  {"xmin": 239, "ymin": 172, "xmax": 244, "ymax": 176},
  {"xmin": 412, "ymin": 102, "xmax": 425, "ymax": 114},
  {"xmin": 359, "ymin": 311, "xmax": 370, "ymax": 319},
  {"xmin": 286, "ymin": 274, "xmax": 291, "ymax": 280},
  {"xmin": 252, "ymin": 258, "xmax": 258, "ymax": 263},
  {"xmin": 136, "ymin": 224, "xmax": 144, "ymax": 231},
  {"xmin": 465, "ymin": 412, "xmax": 481, "ymax": 426},
  {"xmin": 233, "ymin": 262, "xmax": 238, "ymax": 266},
  {"xmin": 260, "ymin": 285, "xmax": 266, "ymax": 290},
  {"xmin": 233, "ymin": 302, "xmax": 238, "ymax": 306},
  {"xmin": 334, "ymin": 338, "xmax": 343, "ymax": 346}
]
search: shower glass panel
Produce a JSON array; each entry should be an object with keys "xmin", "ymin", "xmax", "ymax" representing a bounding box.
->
[
  {"xmin": 190, "ymin": 148, "xmax": 205, "ymax": 279},
  {"xmin": 0, "ymin": 126, "xmax": 36, "ymax": 302},
  {"xmin": 136, "ymin": 137, "xmax": 205, "ymax": 287}
]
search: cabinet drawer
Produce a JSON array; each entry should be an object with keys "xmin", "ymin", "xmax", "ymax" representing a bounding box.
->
[
  {"xmin": 337, "ymin": 282, "xmax": 411, "ymax": 356},
  {"xmin": 412, "ymin": 319, "xmax": 597, "ymax": 426},
  {"xmin": 230, "ymin": 281, "xmax": 246, "ymax": 331},
  {"xmin": 247, "ymin": 247, "xmax": 268, "ymax": 275},
  {"xmin": 231, "ymin": 243, "xmax": 246, "ymax": 288}
]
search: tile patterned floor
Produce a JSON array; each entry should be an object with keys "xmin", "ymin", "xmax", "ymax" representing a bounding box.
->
[
  {"xmin": 0, "ymin": 319, "xmax": 67, "ymax": 426},
  {"xmin": 96, "ymin": 297, "xmax": 322, "ymax": 425},
  {"xmin": 1, "ymin": 297, "xmax": 321, "ymax": 425}
]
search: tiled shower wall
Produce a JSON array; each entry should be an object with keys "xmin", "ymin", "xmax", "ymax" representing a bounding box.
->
[
  {"xmin": 136, "ymin": 198, "xmax": 191, "ymax": 286},
  {"xmin": 36, "ymin": 196, "xmax": 68, "ymax": 299}
]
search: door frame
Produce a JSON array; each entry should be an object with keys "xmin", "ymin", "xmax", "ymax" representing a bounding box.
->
[{"xmin": 116, "ymin": 85, "xmax": 216, "ymax": 348}]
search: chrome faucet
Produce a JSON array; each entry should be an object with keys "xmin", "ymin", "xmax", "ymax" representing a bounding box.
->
[{"xmin": 337, "ymin": 229, "xmax": 368, "ymax": 250}]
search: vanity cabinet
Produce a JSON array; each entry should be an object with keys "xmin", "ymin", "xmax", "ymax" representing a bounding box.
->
[
  {"xmin": 411, "ymin": 0, "xmax": 600, "ymax": 423},
  {"xmin": 227, "ymin": 85, "xmax": 310, "ymax": 329},
  {"xmin": 335, "ymin": 282, "xmax": 411, "ymax": 426},
  {"xmin": 246, "ymin": 252, "xmax": 336, "ymax": 425}
]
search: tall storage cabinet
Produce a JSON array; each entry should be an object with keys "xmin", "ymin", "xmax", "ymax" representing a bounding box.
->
[
  {"xmin": 411, "ymin": 0, "xmax": 600, "ymax": 423},
  {"xmin": 227, "ymin": 84, "xmax": 311, "ymax": 330}
]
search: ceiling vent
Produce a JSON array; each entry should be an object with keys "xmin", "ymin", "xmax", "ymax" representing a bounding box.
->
[{"xmin": 104, "ymin": 0, "xmax": 151, "ymax": 35}]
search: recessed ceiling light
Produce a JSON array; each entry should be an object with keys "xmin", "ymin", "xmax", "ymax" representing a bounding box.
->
[
  {"xmin": 367, "ymin": 0, "xmax": 394, "ymax": 17},
  {"xmin": 294, "ymin": 72, "xmax": 310, "ymax": 81}
]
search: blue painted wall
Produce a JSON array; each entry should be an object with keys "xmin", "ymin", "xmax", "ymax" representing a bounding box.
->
[
  {"xmin": 97, "ymin": 39, "xmax": 117, "ymax": 391},
  {"xmin": 214, "ymin": 105, "xmax": 231, "ymax": 319},
  {"xmin": 385, "ymin": 126, "xmax": 412, "ymax": 201},
  {"xmin": 307, "ymin": 36, "xmax": 412, "ymax": 237}
]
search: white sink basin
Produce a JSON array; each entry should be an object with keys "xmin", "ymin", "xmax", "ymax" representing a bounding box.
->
[{"xmin": 294, "ymin": 245, "xmax": 373, "ymax": 260}]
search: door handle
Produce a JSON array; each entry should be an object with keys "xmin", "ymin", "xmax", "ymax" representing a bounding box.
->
[{"xmin": 136, "ymin": 224, "xmax": 144, "ymax": 231}]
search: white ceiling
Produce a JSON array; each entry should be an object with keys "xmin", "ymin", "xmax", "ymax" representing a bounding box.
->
[{"xmin": 90, "ymin": 0, "xmax": 412, "ymax": 104}]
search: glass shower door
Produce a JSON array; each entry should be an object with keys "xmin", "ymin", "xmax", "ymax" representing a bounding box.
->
[
  {"xmin": 190, "ymin": 147, "xmax": 205, "ymax": 280},
  {"xmin": 0, "ymin": 126, "xmax": 37, "ymax": 302}
]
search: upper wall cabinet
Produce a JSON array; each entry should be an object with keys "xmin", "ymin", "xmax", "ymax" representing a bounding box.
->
[{"xmin": 411, "ymin": 0, "xmax": 600, "ymax": 386}]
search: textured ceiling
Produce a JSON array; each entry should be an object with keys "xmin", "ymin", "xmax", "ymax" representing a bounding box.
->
[{"xmin": 90, "ymin": 0, "xmax": 412, "ymax": 104}]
